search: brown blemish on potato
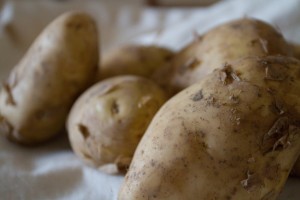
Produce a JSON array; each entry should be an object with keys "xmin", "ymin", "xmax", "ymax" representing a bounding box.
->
[
  {"xmin": 2, "ymin": 82, "xmax": 16, "ymax": 106},
  {"xmin": 179, "ymin": 57, "xmax": 201, "ymax": 73},
  {"xmin": 111, "ymin": 100, "xmax": 119, "ymax": 114},
  {"xmin": 78, "ymin": 124, "xmax": 90, "ymax": 139},
  {"xmin": 191, "ymin": 90, "xmax": 203, "ymax": 101},
  {"xmin": 67, "ymin": 21, "xmax": 84, "ymax": 31},
  {"xmin": 250, "ymin": 39, "xmax": 258, "ymax": 47},
  {"xmin": 219, "ymin": 63, "xmax": 241, "ymax": 85},
  {"xmin": 4, "ymin": 23, "xmax": 22, "ymax": 46},
  {"xmin": 164, "ymin": 53, "xmax": 174, "ymax": 61},
  {"xmin": 150, "ymin": 159, "xmax": 156, "ymax": 167},
  {"xmin": 115, "ymin": 156, "xmax": 132, "ymax": 173}
]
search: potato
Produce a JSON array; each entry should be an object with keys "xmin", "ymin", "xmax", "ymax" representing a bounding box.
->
[
  {"xmin": 158, "ymin": 18, "xmax": 292, "ymax": 94},
  {"xmin": 98, "ymin": 45, "xmax": 174, "ymax": 81},
  {"xmin": 0, "ymin": 11, "xmax": 99, "ymax": 145},
  {"xmin": 119, "ymin": 56, "xmax": 300, "ymax": 200},
  {"xmin": 67, "ymin": 75, "xmax": 167, "ymax": 174}
]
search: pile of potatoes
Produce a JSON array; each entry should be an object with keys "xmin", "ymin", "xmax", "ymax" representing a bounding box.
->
[{"xmin": 0, "ymin": 11, "xmax": 300, "ymax": 200}]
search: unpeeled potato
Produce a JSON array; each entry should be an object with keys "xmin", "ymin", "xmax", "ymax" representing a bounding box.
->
[
  {"xmin": 67, "ymin": 75, "xmax": 167, "ymax": 174},
  {"xmin": 98, "ymin": 45, "xmax": 174, "ymax": 95},
  {"xmin": 119, "ymin": 56, "xmax": 300, "ymax": 200},
  {"xmin": 157, "ymin": 18, "xmax": 292, "ymax": 94},
  {"xmin": 0, "ymin": 11, "xmax": 99, "ymax": 145}
]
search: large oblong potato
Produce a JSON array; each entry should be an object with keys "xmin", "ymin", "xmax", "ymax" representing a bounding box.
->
[
  {"xmin": 119, "ymin": 56, "xmax": 300, "ymax": 200},
  {"xmin": 0, "ymin": 11, "xmax": 99, "ymax": 145},
  {"xmin": 158, "ymin": 18, "xmax": 292, "ymax": 94},
  {"xmin": 67, "ymin": 75, "xmax": 167, "ymax": 174},
  {"xmin": 98, "ymin": 45, "xmax": 174, "ymax": 81}
]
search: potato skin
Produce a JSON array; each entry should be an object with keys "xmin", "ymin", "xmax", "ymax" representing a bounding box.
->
[
  {"xmin": 0, "ymin": 11, "xmax": 99, "ymax": 145},
  {"xmin": 98, "ymin": 45, "xmax": 174, "ymax": 81},
  {"xmin": 160, "ymin": 18, "xmax": 292, "ymax": 94},
  {"xmin": 67, "ymin": 75, "xmax": 167, "ymax": 173},
  {"xmin": 119, "ymin": 56, "xmax": 300, "ymax": 200}
]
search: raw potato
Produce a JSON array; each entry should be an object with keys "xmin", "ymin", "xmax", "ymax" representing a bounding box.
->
[
  {"xmin": 158, "ymin": 18, "xmax": 292, "ymax": 94},
  {"xmin": 0, "ymin": 11, "xmax": 99, "ymax": 145},
  {"xmin": 67, "ymin": 75, "xmax": 167, "ymax": 174},
  {"xmin": 98, "ymin": 45, "xmax": 174, "ymax": 81},
  {"xmin": 119, "ymin": 56, "xmax": 300, "ymax": 200}
]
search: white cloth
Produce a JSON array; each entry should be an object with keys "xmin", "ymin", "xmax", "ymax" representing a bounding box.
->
[{"xmin": 0, "ymin": 0, "xmax": 300, "ymax": 199}]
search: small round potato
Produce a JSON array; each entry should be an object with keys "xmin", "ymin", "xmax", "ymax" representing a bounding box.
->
[
  {"xmin": 67, "ymin": 75, "xmax": 167, "ymax": 173},
  {"xmin": 98, "ymin": 45, "xmax": 174, "ymax": 81}
]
